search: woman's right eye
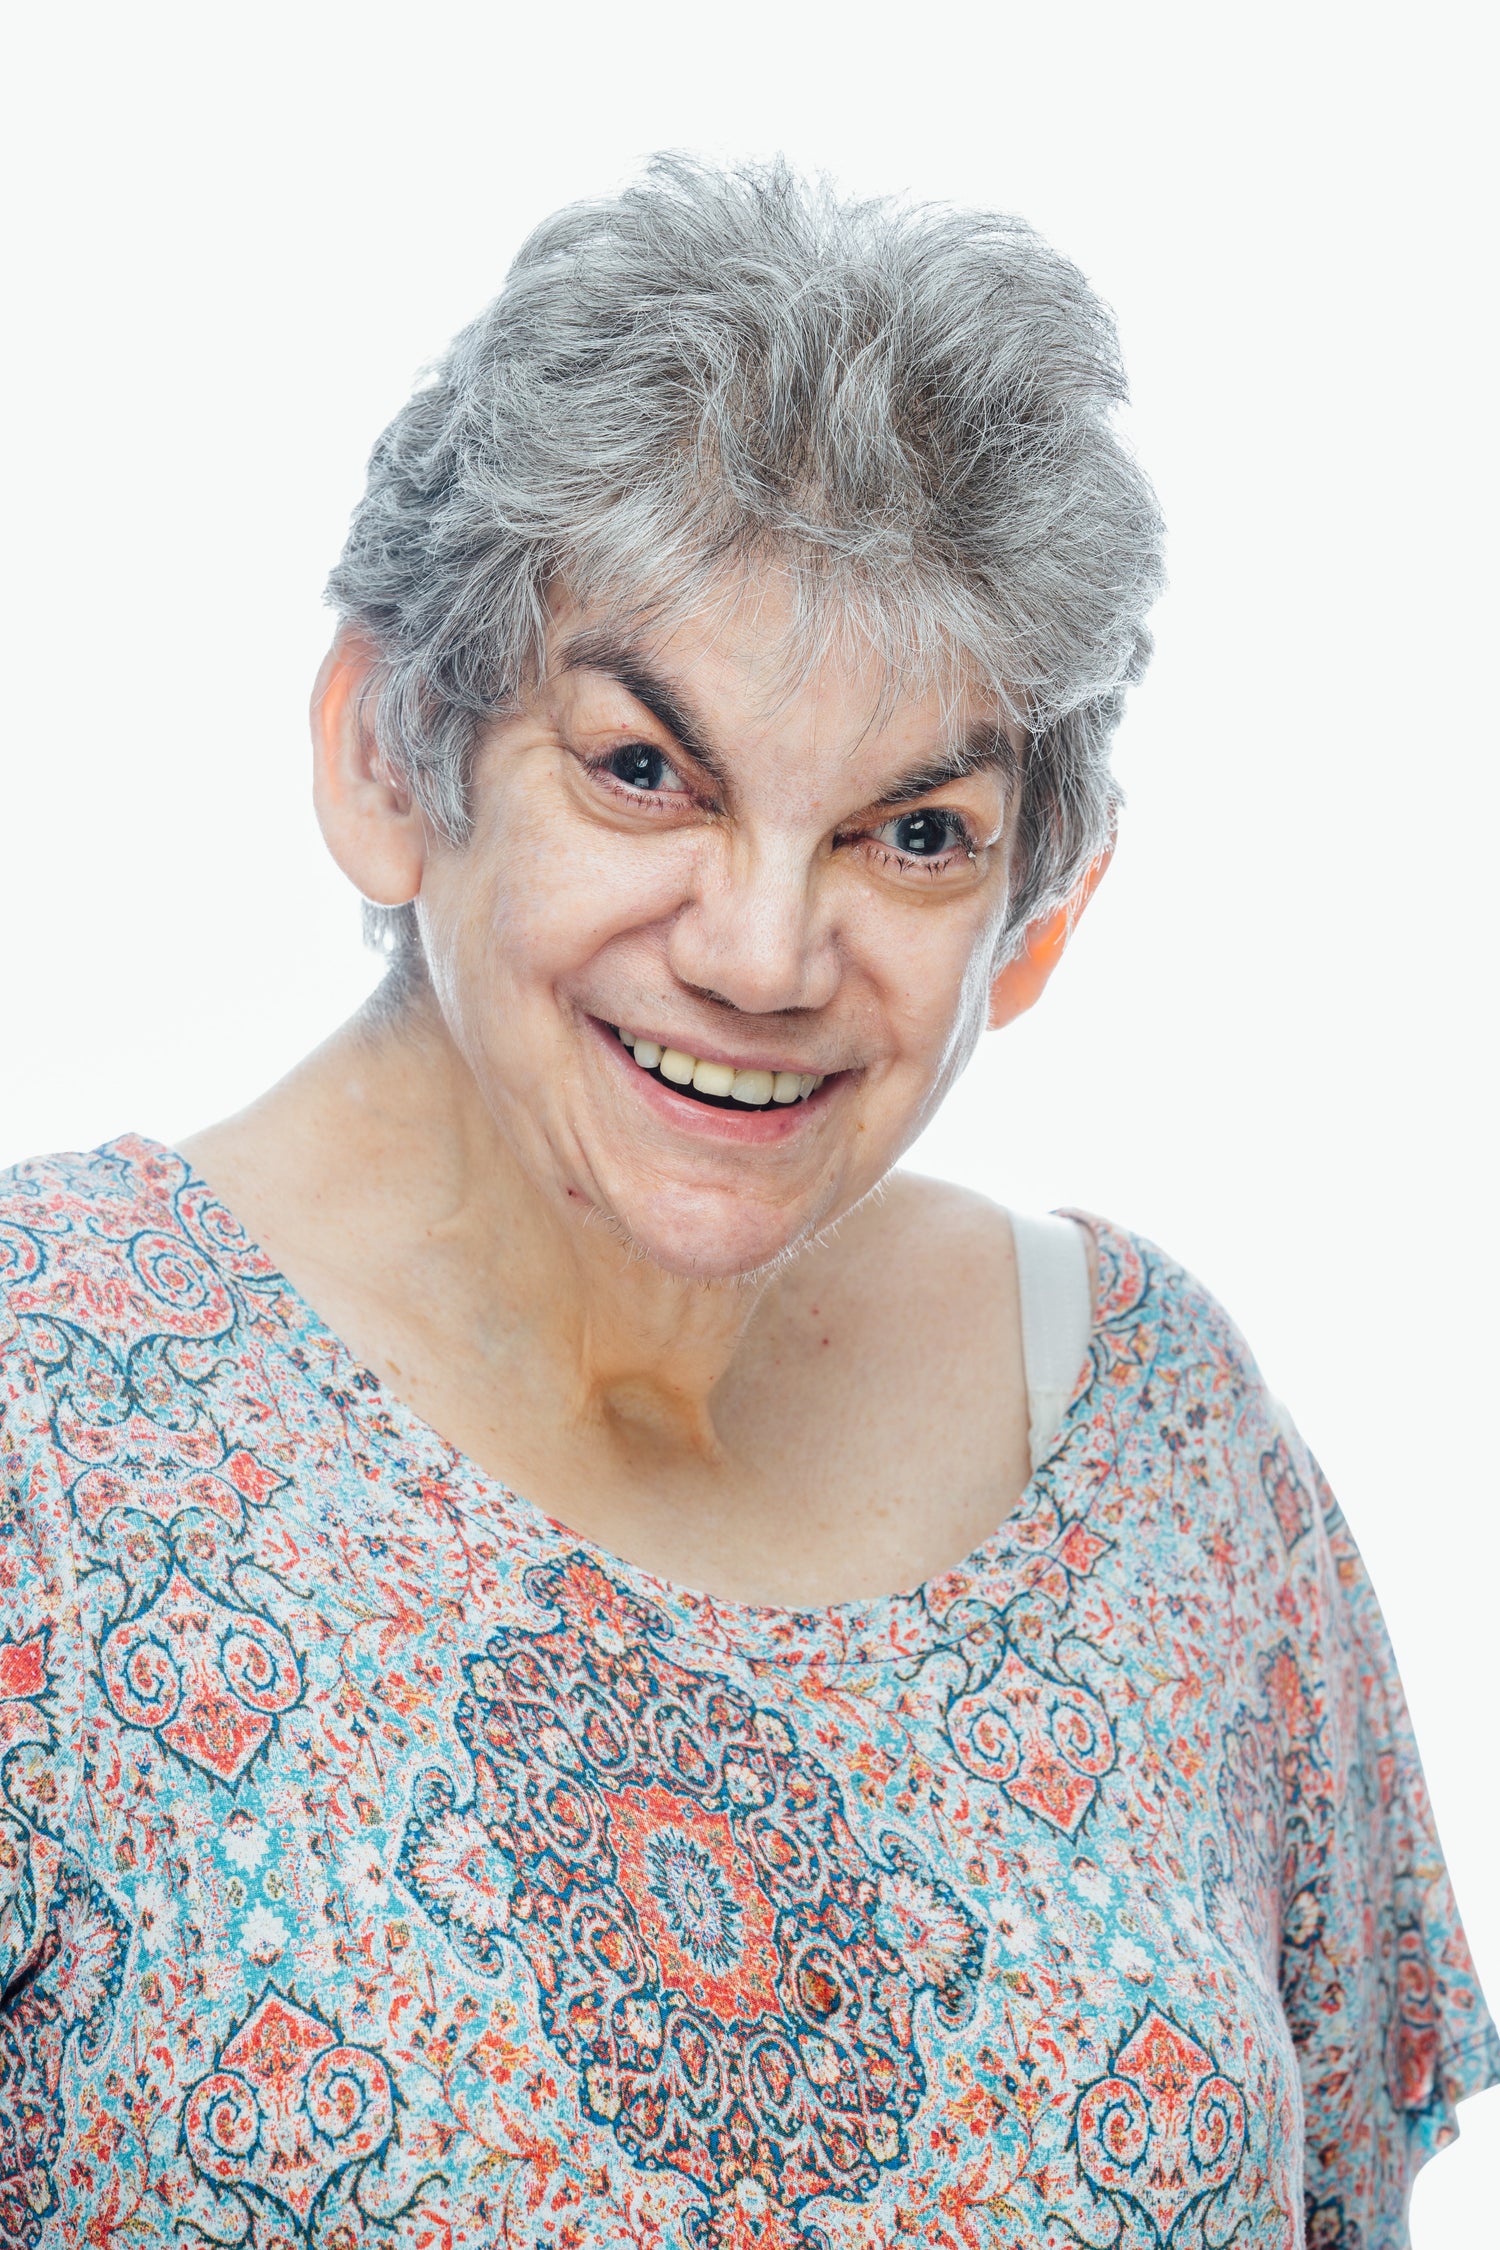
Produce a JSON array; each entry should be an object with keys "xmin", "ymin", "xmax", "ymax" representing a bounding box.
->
[{"xmin": 603, "ymin": 743, "xmax": 685, "ymax": 792}]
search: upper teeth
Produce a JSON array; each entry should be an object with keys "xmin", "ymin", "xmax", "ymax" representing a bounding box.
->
[{"xmin": 618, "ymin": 1030, "xmax": 823, "ymax": 1105}]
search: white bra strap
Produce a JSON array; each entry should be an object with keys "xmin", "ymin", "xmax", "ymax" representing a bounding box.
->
[{"xmin": 1010, "ymin": 1211, "xmax": 1093, "ymax": 1470}]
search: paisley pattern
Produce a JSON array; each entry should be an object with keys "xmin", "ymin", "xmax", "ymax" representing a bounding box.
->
[
  {"xmin": 1074, "ymin": 2007, "xmax": 1248, "ymax": 2244},
  {"xmin": 0, "ymin": 1853, "xmax": 127, "ymax": 2247},
  {"xmin": 395, "ymin": 1551, "xmax": 983, "ymax": 2216},
  {"xmin": 182, "ymin": 1987, "xmax": 397, "ymax": 2224},
  {"xmin": 0, "ymin": 1136, "xmax": 1494, "ymax": 2249}
]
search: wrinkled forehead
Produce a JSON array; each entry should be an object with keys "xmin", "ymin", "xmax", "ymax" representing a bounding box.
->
[{"xmin": 539, "ymin": 561, "xmax": 1026, "ymax": 765}]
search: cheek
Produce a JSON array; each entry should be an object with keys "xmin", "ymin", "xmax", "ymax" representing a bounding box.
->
[
  {"xmin": 425, "ymin": 799, "xmax": 700, "ymax": 999},
  {"xmin": 866, "ymin": 903, "xmax": 1004, "ymax": 1076}
]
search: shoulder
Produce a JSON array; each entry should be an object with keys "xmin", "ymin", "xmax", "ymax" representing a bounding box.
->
[
  {"xmin": 0, "ymin": 1131, "xmax": 184, "ymax": 1260},
  {"xmin": 0, "ymin": 1155, "xmax": 114, "ymax": 1832},
  {"xmin": 1064, "ymin": 1206, "xmax": 1271, "ymax": 1395},
  {"xmin": 0, "ymin": 1134, "xmax": 184, "ymax": 1346},
  {"xmin": 1014, "ymin": 1201, "xmax": 1300, "ymax": 1541},
  {"xmin": 1066, "ymin": 1215, "xmax": 1351, "ymax": 1597},
  {"xmin": 1, "ymin": 1140, "xmax": 166, "ymax": 1493},
  {"xmin": 0, "ymin": 1133, "xmax": 285, "ymax": 1422},
  {"xmin": 838, "ymin": 1176, "xmax": 1264, "ymax": 1393}
]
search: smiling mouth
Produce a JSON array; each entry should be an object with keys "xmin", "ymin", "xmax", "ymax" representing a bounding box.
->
[{"xmin": 611, "ymin": 1027, "xmax": 827, "ymax": 1111}]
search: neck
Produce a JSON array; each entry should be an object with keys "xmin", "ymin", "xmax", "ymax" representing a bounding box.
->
[{"xmin": 186, "ymin": 985, "xmax": 777, "ymax": 1467}]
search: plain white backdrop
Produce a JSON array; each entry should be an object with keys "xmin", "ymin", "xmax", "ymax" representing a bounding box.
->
[{"xmin": 4, "ymin": 0, "xmax": 1496, "ymax": 2229}]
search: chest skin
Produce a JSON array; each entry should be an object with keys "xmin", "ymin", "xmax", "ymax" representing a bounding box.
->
[{"xmin": 174, "ymin": 1151, "xmax": 1043, "ymax": 1609}]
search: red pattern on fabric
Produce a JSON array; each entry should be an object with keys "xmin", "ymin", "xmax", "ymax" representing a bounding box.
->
[{"xmin": 0, "ymin": 1137, "xmax": 1493, "ymax": 2248}]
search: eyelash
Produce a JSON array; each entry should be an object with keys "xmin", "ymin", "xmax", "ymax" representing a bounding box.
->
[
  {"xmin": 583, "ymin": 744, "xmax": 981, "ymax": 875},
  {"xmin": 583, "ymin": 746, "xmax": 695, "ymax": 811},
  {"xmin": 855, "ymin": 811, "xmax": 978, "ymax": 873}
]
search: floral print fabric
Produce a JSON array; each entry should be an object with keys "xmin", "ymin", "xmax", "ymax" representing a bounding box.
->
[{"xmin": 0, "ymin": 1135, "xmax": 1493, "ymax": 2249}]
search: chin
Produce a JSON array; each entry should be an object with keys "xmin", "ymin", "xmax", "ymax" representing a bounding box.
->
[{"xmin": 598, "ymin": 1181, "xmax": 821, "ymax": 1284}]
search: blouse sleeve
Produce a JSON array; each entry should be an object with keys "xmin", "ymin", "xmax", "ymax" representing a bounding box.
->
[
  {"xmin": 0, "ymin": 1313, "xmax": 84, "ymax": 1995},
  {"xmin": 1274, "ymin": 1425, "xmax": 1500, "ymax": 2244}
]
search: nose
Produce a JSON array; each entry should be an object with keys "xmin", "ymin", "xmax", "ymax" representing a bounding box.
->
[{"xmin": 666, "ymin": 836, "xmax": 841, "ymax": 1017}]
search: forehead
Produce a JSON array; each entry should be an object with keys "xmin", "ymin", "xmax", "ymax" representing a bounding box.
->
[{"xmin": 544, "ymin": 582, "xmax": 1018, "ymax": 774}]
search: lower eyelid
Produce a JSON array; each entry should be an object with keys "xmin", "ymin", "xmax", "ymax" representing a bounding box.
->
[{"xmin": 860, "ymin": 838, "xmax": 976, "ymax": 876}]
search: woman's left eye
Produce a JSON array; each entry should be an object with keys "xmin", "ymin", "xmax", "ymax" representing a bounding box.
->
[
  {"xmin": 601, "ymin": 743, "xmax": 687, "ymax": 793},
  {"xmin": 872, "ymin": 809, "xmax": 972, "ymax": 860}
]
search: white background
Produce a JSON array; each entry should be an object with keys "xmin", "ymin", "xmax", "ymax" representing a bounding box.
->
[{"xmin": 4, "ymin": 0, "xmax": 1496, "ymax": 2229}]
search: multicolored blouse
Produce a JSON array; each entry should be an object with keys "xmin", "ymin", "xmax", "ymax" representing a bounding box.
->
[{"xmin": 0, "ymin": 1136, "xmax": 1493, "ymax": 2250}]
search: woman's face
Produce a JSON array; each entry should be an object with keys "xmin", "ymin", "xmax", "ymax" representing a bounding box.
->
[{"xmin": 413, "ymin": 592, "xmax": 1022, "ymax": 1280}]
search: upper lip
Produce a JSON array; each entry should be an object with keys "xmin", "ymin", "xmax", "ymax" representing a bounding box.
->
[{"xmin": 598, "ymin": 1016, "xmax": 840, "ymax": 1080}]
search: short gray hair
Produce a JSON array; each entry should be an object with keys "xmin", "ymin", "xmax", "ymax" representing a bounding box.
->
[{"xmin": 327, "ymin": 155, "xmax": 1164, "ymax": 959}]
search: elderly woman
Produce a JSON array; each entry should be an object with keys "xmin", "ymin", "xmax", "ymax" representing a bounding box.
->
[{"xmin": 1, "ymin": 159, "xmax": 1492, "ymax": 2249}]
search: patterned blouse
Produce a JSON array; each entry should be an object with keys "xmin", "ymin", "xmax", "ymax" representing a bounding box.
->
[{"xmin": 0, "ymin": 1136, "xmax": 1494, "ymax": 2250}]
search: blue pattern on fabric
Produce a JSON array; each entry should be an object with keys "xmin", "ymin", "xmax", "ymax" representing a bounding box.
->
[{"xmin": 0, "ymin": 1136, "xmax": 1494, "ymax": 2247}]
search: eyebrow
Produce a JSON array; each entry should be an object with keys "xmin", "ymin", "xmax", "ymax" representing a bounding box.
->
[
  {"xmin": 558, "ymin": 632, "xmax": 730, "ymax": 787},
  {"xmin": 559, "ymin": 628, "xmax": 1017, "ymax": 807},
  {"xmin": 866, "ymin": 728, "xmax": 1019, "ymax": 809}
]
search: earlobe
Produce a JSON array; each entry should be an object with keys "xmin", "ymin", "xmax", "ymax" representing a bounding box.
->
[
  {"xmin": 311, "ymin": 634, "xmax": 427, "ymax": 909},
  {"xmin": 987, "ymin": 848, "xmax": 1113, "ymax": 1030}
]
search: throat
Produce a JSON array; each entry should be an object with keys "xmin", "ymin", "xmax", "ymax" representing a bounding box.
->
[{"xmin": 591, "ymin": 1373, "xmax": 733, "ymax": 1468}]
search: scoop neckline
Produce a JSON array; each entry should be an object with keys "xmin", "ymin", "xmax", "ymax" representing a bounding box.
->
[{"xmin": 127, "ymin": 1132, "xmax": 1111, "ymax": 1665}]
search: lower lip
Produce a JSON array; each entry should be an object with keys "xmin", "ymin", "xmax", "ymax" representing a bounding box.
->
[{"xmin": 588, "ymin": 1016, "xmax": 836, "ymax": 1144}]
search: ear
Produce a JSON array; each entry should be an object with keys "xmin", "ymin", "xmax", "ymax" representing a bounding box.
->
[
  {"xmin": 987, "ymin": 846, "xmax": 1113, "ymax": 1031},
  {"xmin": 311, "ymin": 632, "xmax": 427, "ymax": 908}
]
